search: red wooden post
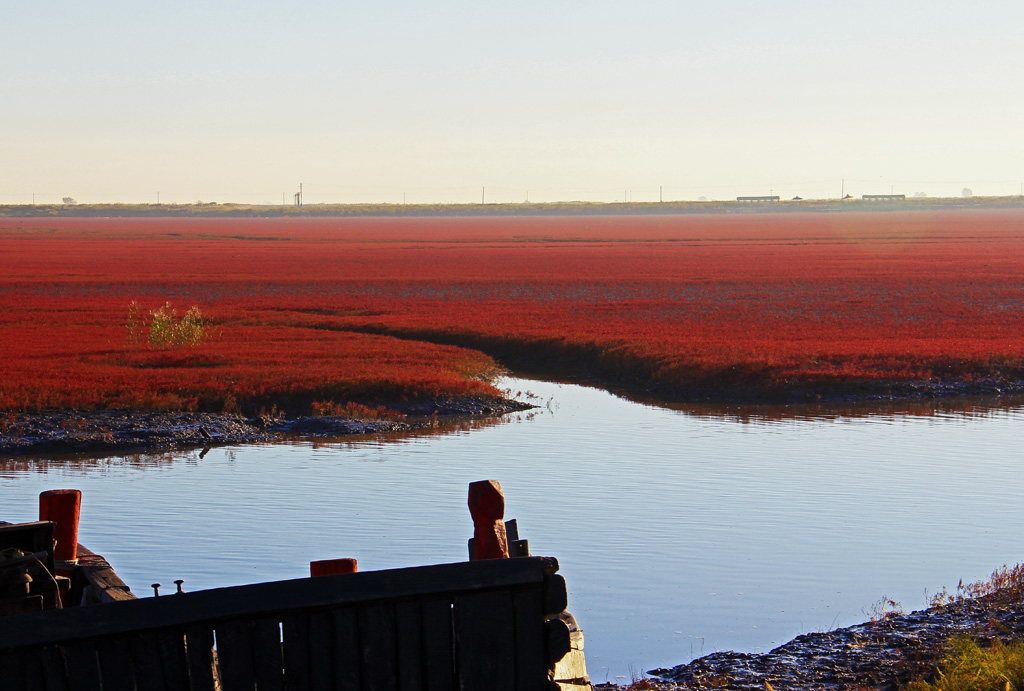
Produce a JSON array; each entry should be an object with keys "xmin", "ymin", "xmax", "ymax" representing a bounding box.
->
[
  {"xmin": 468, "ymin": 480, "xmax": 509, "ymax": 560},
  {"xmin": 39, "ymin": 489, "xmax": 81, "ymax": 565},
  {"xmin": 310, "ymin": 558, "xmax": 358, "ymax": 577}
]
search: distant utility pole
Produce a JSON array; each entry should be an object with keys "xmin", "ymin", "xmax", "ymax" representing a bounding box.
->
[
  {"xmin": 482, "ymin": 187, "xmax": 485, "ymax": 204},
  {"xmin": 157, "ymin": 191, "xmax": 160, "ymax": 204},
  {"xmin": 660, "ymin": 186, "xmax": 663, "ymax": 203},
  {"xmin": 841, "ymin": 179, "xmax": 845, "ymax": 199}
]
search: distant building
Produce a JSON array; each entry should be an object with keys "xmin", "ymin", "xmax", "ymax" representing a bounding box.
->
[{"xmin": 862, "ymin": 194, "xmax": 905, "ymax": 201}]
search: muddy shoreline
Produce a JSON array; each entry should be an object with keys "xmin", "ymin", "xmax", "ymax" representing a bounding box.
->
[
  {"xmin": 593, "ymin": 592, "xmax": 1024, "ymax": 691},
  {"xmin": 0, "ymin": 396, "xmax": 533, "ymax": 458},
  {"xmin": 4, "ymin": 373, "xmax": 1024, "ymax": 458}
]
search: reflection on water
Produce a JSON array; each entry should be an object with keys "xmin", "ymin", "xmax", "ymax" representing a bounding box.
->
[
  {"xmin": 607, "ymin": 383, "xmax": 1024, "ymax": 424},
  {"xmin": 0, "ymin": 449, "xmax": 189, "ymax": 475},
  {"xmin": 2, "ymin": 378, "xmax": 1024, "ymax": 683}
]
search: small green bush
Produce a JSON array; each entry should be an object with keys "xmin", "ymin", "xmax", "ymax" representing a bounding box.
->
[{"xmin": 126, "ymin": 301, "xmax": 213, "ymax": 348}]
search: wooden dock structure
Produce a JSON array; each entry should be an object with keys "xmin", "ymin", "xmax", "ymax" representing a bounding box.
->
[{"xmin": 0, "ymin": 481, "xmax": 592, "ymax": 690}]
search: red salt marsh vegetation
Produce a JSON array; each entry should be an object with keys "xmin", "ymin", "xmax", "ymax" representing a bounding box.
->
[{"xmin": 2, "ymin": 210, "xmax": 1023, "ymax": 413}]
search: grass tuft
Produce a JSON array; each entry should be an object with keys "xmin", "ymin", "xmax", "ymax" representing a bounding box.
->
[
  {"xmin": 931, "ymin": 564, "xmax": 1024, "ymax": 608},
  {"xmin": 127, "ymin": 300, "xmax": 215, "ymax": 349},
  {"xmin": 908, "ymin": 636, "xmax": 1024, "ymax": 691}
]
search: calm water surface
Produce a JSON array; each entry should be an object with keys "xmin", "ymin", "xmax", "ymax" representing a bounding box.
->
[{"xmin": 3, "ymin": 378, "xmax": 1024, "ymax": 683}]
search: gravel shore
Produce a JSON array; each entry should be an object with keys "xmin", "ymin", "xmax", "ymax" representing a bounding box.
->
[
  {"xmin": 0, "ymin": 396, "xmax": 533, "ymax": 458},
  {"xmin": 595, "ymin": 591, "xmax": 1024, "ymax": 691}
]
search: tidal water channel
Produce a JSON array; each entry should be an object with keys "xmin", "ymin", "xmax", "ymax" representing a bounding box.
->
[{"xmin": 3, "ymin": 377, "xmax": 1024, "ymax": 683}]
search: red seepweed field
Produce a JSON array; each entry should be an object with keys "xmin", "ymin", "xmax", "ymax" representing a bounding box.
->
[{"xmin": 2, "ymin": 210, "xmax": 1023, "ymax": 412}]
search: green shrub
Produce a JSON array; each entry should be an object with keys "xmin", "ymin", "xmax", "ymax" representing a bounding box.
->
[{"xmin": 126, "ymin": 301, "xmax": 213, "ymax": 348}]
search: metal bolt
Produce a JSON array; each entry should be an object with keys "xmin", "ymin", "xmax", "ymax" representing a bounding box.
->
[
  {"xmin": 174, "ymin": 579, "xmax": 185, "ymax": 594},
  {"xmin": 151, "ymin": 583, "xmax": 160, "ymax": 597}
]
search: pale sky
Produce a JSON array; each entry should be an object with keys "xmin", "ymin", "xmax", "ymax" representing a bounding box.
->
[{"xmin": 4, "ymin": 1, "xmax": 1023, "ymax": 204}]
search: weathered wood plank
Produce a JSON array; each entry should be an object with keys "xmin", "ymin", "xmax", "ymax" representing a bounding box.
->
[
  {"xmin": 129, "ymin": 633, "xmax": 166, "ymax": 691},
  {"xmin": 420, "ymin": 599, "xmax": 454, "ymax": 691},
  {"xmin": 332, "ymin": 607, "xmax": 361, "ymax": 691},
  {"xmin": 0, "ymin": 557, "xmax": 557, "ymax": 651},
  {"xmin": 156, "ymin": 630, "xmax": 189, "ymax": 691},
  {"xmin": 76, "ymin": 555, "xmax": 135, "ymax": 603},
  {"xmin": 96, "ymin": 636, "xmax": 135, "ymax": 691},
  {"xmin": 308, "ymin": 611, "xmax": 333, "ymax": 691},
  {"xmin": 513, "ymin": 589, "xmax": 547, "ymax": 691},
  {"xmin": 184, "ymin": 626, "xmax": 217, "ymax": 691},
  {"xmin": 63, "ymin": 640, "xmax": 101, "ymax": 691},
  {"xmin": 544, "ymin": 617, "xmax": 572, "ymax": 669},
  {"xmin": 455, "ymin": 591, "xmax": 515, "ymax": 691},
  {"xmin": 22, "ymin": 648, "xmax": 46, "ymax": 691},
  {"xmin": 282, "ymin": 614, "xmax": 311, "ymax": 691},
  {"xmin": 542, "ymin": 575, "xmax": 567, "ymax": 617},
  {"xmin": 551, "ymin": 649, "xmax": 589, "ymax": 684},
  {"xmin": 0, "ymin": 650, "xmax": 27, "ymax": 691},
  {"xmin": 395, "ymin": 602, "xmax": 423, "ymax": 691},
  {"xmin": 251, "ymin": 617, "xmax": 285, "ymax": 691},
  {"xmin": 215, "ymin": 619, "xmax": 257, "ymax": 691},
  {"xmin": 40, "ymin": 644, "xmax": 70, "ymax": 691},
  {"xmin": 549, "ymin": 681, "xmax": 592, "ymax": 691},
  {"xmin": 360, "ymin": 604, "xmax": 398, "ymax": 691}
]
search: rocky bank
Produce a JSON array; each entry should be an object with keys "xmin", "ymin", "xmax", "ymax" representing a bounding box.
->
[
  {"xmin": 596, "ymin": 591, "xmax": 1024, "ymax": 690},
  {"xmin": 0, "ymin": 396, "xmax": 533, "ymax": 458}
]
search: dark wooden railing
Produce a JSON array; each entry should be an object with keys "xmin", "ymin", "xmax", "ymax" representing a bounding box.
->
[{"xmin": 0, "ymin": 556, "xmax": 579, "ymax": 691}]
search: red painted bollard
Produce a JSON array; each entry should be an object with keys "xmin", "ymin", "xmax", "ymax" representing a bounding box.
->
[
  {"xmin": 39, "ymin": 489, "xmax": 81, "ymax": 565},
  {"xmin": 310, "ymin": 558, "xmax": 358, "ymax": 577},
  {"xmin": 40, "ymin": 489, "xmax": 82, "ymax": 607},
  {"xmin": 468, "ymin": 480, "xmax": 509, "ymax": 560}
]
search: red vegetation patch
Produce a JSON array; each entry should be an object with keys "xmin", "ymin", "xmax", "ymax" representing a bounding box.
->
[{"xmin": 1, "ymin": 211, "xmax": 1023, "ymax": 411}]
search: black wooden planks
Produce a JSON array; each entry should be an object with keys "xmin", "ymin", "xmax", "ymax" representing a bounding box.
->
[
  {"xmin": 0, "ymin": 557, "xmax": 556, "ymax": 651},
  {"xmin": 282, "ymin": 614, "xmax": 312, "ymax": 691},
  {"xmin": 513, "ymin": 590, "xmax": 547, "ymax": 691},
  {"xmin": 360, "ymin": 604, "xmax": 398, "ymax": 691},
  {"xmin": 0, "ymin": 650, "xmax": 27, "ymax": 691},
  {"xmin": 332, "ymin": 607, "xmax": 361, "ymax": 691},
  {"xmin": 308, "ymin": 611, "xmax": 334, "ymax": 690},
  {"xmin": 251, "ymin": 617, "xmax": 286, "ymax": 691},
  {"xmin": 96, "ymin": 636, "xmax": 135, "ymax": 691},
  {"xmin": 63, "ymin": 640, "xmax": 101, "ymax": 691},
  {"xmin": 455, "ymin": 591, "xmax": 516, "ymax": 691},
  {"xmin": 215, "ymin": 619, "xmax": 257, "ymax": 691},
  {"xmin": 184, "ymin": 626, "xmax": 217, "ymax": 691},
  {"xmin": 395, "ymin": 602, "xmax": 424, "ymax": 691},
  {"xmin": 420, "ymin": 599, "xmax": 455, "ymax": 691},
  {"xmin": 0, "ymin": 556, "xmax": 565, "ymax": 691}
]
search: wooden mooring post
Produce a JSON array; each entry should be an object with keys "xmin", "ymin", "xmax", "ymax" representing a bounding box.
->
[
  {"xmin": 468, "ymin": 479, "xmax": 509, "ymax": 560},
  {"xmin": 467, "ymin": 480, "xmax": 592, "ymax": 689}
]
